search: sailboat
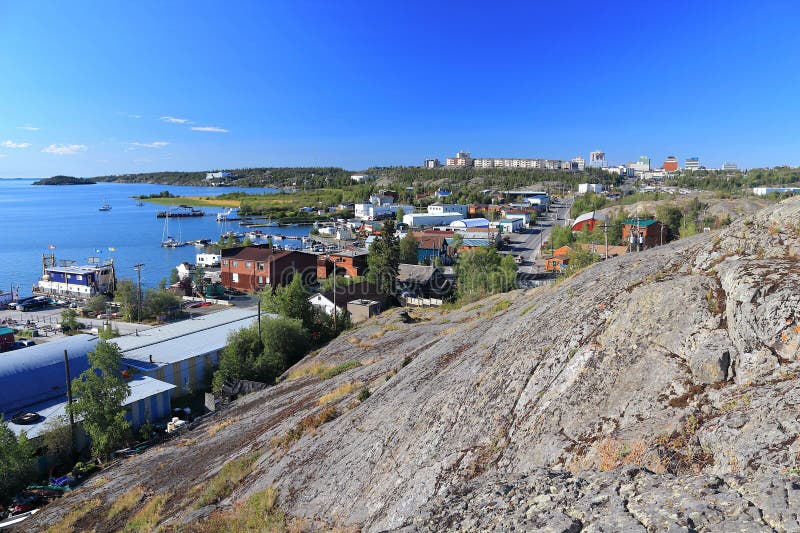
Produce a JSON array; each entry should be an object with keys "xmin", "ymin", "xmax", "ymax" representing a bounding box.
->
[
  {"xmin": 99, "ymin": 197, "xmax": 112, "ymax": 211},
  {"xmin": 161, "ymin": 213, "xmax": 186, "ymax": 248}
]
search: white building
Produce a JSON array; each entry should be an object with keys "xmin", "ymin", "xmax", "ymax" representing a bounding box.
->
[
  {"xmin": 176, "ymin": 262, "xmax": 194, "ymax": 280},
  {"xmin": 753, "ymin": 187, "xmax": 800, "ymax": 196},
  {"xmin": 428, "ymin": 203, "xmax": 468, "ymax": 216},
  {"xmin": 403, "ymin": 213, "xmax": 465, "ymax": 227},
  {"xmin": 572, "ymin": 156, "xmax": 586, "ymax": 171},
  {"xmin": 578, "ymin": 183, "xmax": 605, "ymax": 194},
  {"xmin": 685, "ymin": 157, "xmax": 700, "ymax": 171},
  {"xmin": 450, "ymin": 218, "xmax": 490, "ymax": 229},
  {"xmin": 196, "ymin": 253, "xmax": 221, "ymax": 267},
  {"xmin": 351, "ymin": 174, "xmax": 376, "ymax": 183},
  {"xmin": 495, "ymin": 218, "xmax": 524, "ymax": 233},
  {"xmin": 205, "ymin": 172, "xmax": 231, "ymax": 180},
  {"xmin": 589, "ymin": 151, "xmax": 608, "ymax": 168},
  {"xmin": 446, "ymin": 150, "xmax": 474, "ymax": 168},
  {"xmin": 423, "ymin": 158, "xmax": 441, "ymax": 168},
  {"xmin": 355, "ymin": 203, "xmax": 414, "ymax": 221},
  {"xmin": 722, "ymin": 162, "xmax": 738, "ymax": 171}
]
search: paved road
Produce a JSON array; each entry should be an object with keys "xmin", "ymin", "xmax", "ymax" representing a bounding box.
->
[{"xmin": 507, "ymin": 198, "xmax": 573, "ymax": 275}]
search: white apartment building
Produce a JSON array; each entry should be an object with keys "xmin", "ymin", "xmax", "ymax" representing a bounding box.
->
[
  {"xmin": 446, "ymin": 150, "xmax": 474, "ymax": 168},
  {"xmin": 589, "ymin": 151, "xmax": 608, "ymax": 168},
  {"xmin": 578, "ymin": 183, "xmax": 605, "ymax": 194},
  {"xmin": 428, "ymin": 203, "xmax": 468, "ymax": 216},
  {"xmin": 685, "ymin": 157, "xmax": 700, "ymax": 171},
  {"xmin": 572, "ymin": 156, "xmax": 586, "ymax": 171},
  {"xmin": 423, "ymin": 158, "xmax": 441, "ymax": 168}
]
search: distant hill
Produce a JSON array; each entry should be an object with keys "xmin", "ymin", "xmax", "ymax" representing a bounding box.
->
[
  {"xmin": 90, "ymin": 167, "xmax": 354, "ymax": 188},
  {"xmin": 33, "ymin": 175, "xmax": 95, "ymax": 185}
]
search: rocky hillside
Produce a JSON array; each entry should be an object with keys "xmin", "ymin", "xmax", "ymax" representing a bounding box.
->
[{"xmin": 27, "ymin": 198, "xmax": 800, "ymax": 532}]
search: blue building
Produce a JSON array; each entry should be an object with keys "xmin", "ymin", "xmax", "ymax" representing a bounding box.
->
[
  {"xmin": 37, "ymin": 255, "xmax": 116, "ymax": 298},
  {"xmin": 1, "ymin": 335, "xmax": 173, "ymax": 443}
]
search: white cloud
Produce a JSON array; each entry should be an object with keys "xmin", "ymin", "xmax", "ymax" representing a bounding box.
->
[
  {"xmin": 1, "ymin": 140, "xmax": 32, "ymax": 148},
  {"xmin": 0, "ymin": 154, "xmax": 7, "ymax": 158},
  {"xmin": 191, "ymin": 126, "xmax": 229, "ymax": 133},
  {"xmin": 160, "ymin": 116, "xmax": 191, "ymax": 124},
  {"xmin": 42, "ymin": 144, "xmax": 88, "ymax": 155},
  {"xmin": 117, "ymin": 112, "xmax": 142, "ymax": 119},
  {"xmin": 17, "ymin": 125, "xmax": 39, "ymax": 131},
  {"xmin": 129, "ymin": 141, "xmax": 170, "ymax": 149}
]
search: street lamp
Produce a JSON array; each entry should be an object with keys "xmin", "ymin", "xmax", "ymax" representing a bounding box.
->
[{"xmin": 133, "ymin": 263, "xmax": 144, "ymax": 322}]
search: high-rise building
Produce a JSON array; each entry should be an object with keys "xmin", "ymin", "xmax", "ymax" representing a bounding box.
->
[
  {"xmin": 589, "ymin": 151, "xmax": 607, "ymax": 168},
  {"xmin": 685, "ymin": 157, "xmax": 700, "ymax": 171},
  {"xmin": 722, "ymin": 161, "xmax": 738, "ymax": 171},
  {"xmin": 663, "ymin": 155, "xmax": 679, "ymax": 172},
  {"xmin": 446, "ymin": 150, "xmax": 474, "ymax": 168},
  {"xmin": 571, "ymin": 156, "xmax": 585, "ymax": 171},
  {"xmin": 423, "ymin": 158, "xmax": 441, "ymax": 168},
  {"xmin": 626, "ymin": 156, "xmax": 650, "ymax": 174}
]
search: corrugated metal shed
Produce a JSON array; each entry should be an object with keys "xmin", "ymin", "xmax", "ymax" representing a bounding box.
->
[
  {"xmin": 4, "ymin": 375, "xmax": 175, "ymax": 439},
  {"xmin": 116, "ymin": 308, "xmax": 262, "ymax": 369},
  {"xmin": 0, "ymin": 334, "xmax": 98, "ymax": 413}
]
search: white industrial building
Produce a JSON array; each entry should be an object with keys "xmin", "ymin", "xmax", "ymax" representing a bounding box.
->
[
  {"xmin": 753, "ymin": 187, "xmax": 800, "ymax": 196},
  {"xmin": 428, "ymin": 203, "xmax": 469, "ymax": 216},
  {"xmin": 450, "ymin": 218, "xmax": 490, "ymax": 229},
  {"xmin": 578, "ymin": 183, "xmax": 605, "ymax": 194},
  {"xmin": 403, "ymin": 213, "xmax": 465, "ymax": 227}
]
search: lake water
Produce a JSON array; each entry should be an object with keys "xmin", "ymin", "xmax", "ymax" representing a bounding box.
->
[{"xmin": 0, "ymin": 179, "xmax": 311, "ymax": 296}]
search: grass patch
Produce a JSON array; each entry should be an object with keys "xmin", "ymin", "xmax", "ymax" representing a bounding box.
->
[
  {"xmin": 108, "ymin": 485, "xmax": 145, "ymax": 519},
  {"xmin": 285, "ymin": 361, "xmax": 332, "ymax": 381},
  {"xmin": 207, "ymin": 417, "xmax": 240, "ymax": 437},
  {"xmin": 321, "ymin": 361, "xmax": 362, "ymax": 379},
  {"xmin": 139, "ymin": 195, "xmax": 241, "ymax": 208},
  {"xmin": 194, "ymin": 487, "xmax": 293, "ymax": 533},
  {"xmin": 123, "ymin": 494, "xmax": 167, "ymax": 533},
  {"xmin": 45, "ymin": 498, "xmax": 101, "ymax": 533},
  {"xmin": 318, "ymin": 381, "xmax": 362, "ymax": 405},
  {"xmin": 520, "ymin": 304, "xmax": 535, "ymax": 316},
  {"xmin": 269, "ymin": 406, "xmax": 339, "ymax": 452},
  {"xmin": 195, "ymin": 452, "xmax": 260, "ymax": 508},
  {"xmin": 488, "ymin": 300, "xmax": 512, "ymax": 315}
]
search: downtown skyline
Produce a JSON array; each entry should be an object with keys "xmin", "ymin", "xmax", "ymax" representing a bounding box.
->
[{"xmin": 2, "ymin": 0, "xmax": 800, "ymax": 178}]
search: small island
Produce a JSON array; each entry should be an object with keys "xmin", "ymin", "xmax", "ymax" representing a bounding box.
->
[{"xmin": 33, "ymin": 175, "xmax": 96, "ymax": 185}]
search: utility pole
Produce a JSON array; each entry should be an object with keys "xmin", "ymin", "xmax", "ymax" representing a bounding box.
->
[
  {"xmin": 332, "ymin": 257, "xmax": 338, "ymax": 335},
  {"xmin": 64, "ymin": 349, "xmax": 75, "ymax": 455},
  {"xmin": 600, "ymin": 223, "xmax": 610, "ymax": 260},
  {"xmin": 133, "ymin": 263, "xmax": 144, "ymax": 322}
]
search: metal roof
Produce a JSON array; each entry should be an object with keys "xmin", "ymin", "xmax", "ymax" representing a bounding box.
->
[
  {"xmin": 4, "ymin": 375, "xmax": 175, "ymax": 439},
  {"xmin": 450, "ymin": 218, "xmax": 490, "ymax": 228},
  {"xmin": 623, "ymin": 219, "xmax": 657, "ymax": 227},
  {"xmin": 0, "ymin": 334, "xmax": 98, "ymax": 413},
  {"xmin": 573, "ymin": 211, "xmax": 609, "ymax": 226},
  {"xmin": 46, "ymin": 264, "xmax": 110, "ymax": 275},
  {"xmin": 116, "ymin": 308, "xmax": 262, "ymax": 369}
]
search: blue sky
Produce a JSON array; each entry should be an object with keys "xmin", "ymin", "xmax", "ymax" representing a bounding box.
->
[{"xmin": 1, "ymin": 0, "xmax": 799, "ymax": 177}]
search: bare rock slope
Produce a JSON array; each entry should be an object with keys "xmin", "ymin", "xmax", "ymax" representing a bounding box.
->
[{"xmin": 28, "ymin": 197, "xmax": 800, "ymax": 531}]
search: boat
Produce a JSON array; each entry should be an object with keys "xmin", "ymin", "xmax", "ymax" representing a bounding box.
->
[
  {"xmin": 136, "ymin": 201, "xmax": 144, "ymax": 207},
  {"xmin": 161, "ymin": 213, "xmax": 186, "ymax": 247},
  {"xmin": 216, "ymin": 208, "xmax": 239, "ymax": 222},
  {"xmin": 263, "ymin": 219, "xmax": 279, "ymax": 227},
  {"xmin": 156, "ymin": 206, "xmax": 204, "ymax": 218},
  {"xmin": 99, "ymin": 203, "xmax": 111, "ymax": 211},
  {"xmin": 0, "ymin": 509, "xmax": 40, "ymax": 529}
]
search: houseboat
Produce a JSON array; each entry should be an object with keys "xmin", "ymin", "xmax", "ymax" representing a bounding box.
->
[
  {"xmin": 156, "ymin": 206, "xmax": 205, "ymax": 218},
  {"xmin": 34, "ymin": 254, "xmax": 116, "ymax": 298}
]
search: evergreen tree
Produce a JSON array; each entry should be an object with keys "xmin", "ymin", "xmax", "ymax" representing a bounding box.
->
[
  {"xmin": 260, "ymin": 275, "xmax": 314, "ymax": 330},
  {"xmin": 399, "ymin": 233, "xmax": 419, "ymax": 265},
  {"xmin": 69, "ymin": 341, "xmax": 131, "ymax": 459},
  {"xmin": 367, "ymin": 220, "xmax": 400, "ymax": 295},
  {"xmin": 0, "ymin": 417, "xmax": 36, "ymax": 501}
]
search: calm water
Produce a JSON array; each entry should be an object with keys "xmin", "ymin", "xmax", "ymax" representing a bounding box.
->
[{"xmin": 0, "ymin": 179, "xmax": 311, "ymax": 296}]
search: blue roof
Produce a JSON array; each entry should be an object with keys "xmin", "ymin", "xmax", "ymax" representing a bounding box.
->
[
  {"xmin": 4, "ymin": 375, "xmax": 175, "ymax": 439},
  {"xmin": 0, "ymin": 326, "xmax": 14, "ymax": 336},
  {"xmin": 0, "ymin": 334, "xmax": 98, "ymax": 413}
]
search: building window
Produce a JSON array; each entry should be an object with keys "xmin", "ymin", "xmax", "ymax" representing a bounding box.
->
[
  {"xmin": 258, "ymin": 276, "xmax": 263, "ymax": 284},
  {"xmin": 246, "ymin": 262, "xmax": 252, "ymax": 268},
  {"xmin": 222, "ymin": 259, "xmax": 228, "ymax": 266},
  {"xmin": 233, "ymin": 261, "xmax": 238, "ymax": 268},
  {"xmin": 257, "ymin": 263, "xmax": 265, "ymax": 270},
  {"xmin": 232, "ymin": 273, "xmax": 239, "ymax": 283}
]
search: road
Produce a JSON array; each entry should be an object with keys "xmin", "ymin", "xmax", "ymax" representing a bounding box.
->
[{"xmin": 507, "ymin": 197, "xmax": 573, "ymax": 276}]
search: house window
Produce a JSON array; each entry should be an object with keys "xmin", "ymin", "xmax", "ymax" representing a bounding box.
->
[
  {"xmin": 257, "ymin": 263, "xmax": 265, "ymax": 270},
  {"xmin": 222, "ymin": 259, "xmax": 228, "ymax": 266},
  {"xmin": 232, "ymin": 273, "xmax": 239, "ymax": 283},
  {"xmin": 76, "ymin": 275, "xmax": 83, "ymax": 281},
  {"xmin": 258, "ymin": 276, "xmax": 263, "ymax": 284},
  {"xmin": 233, "ymin": 261, "xmax": 238, "ymax": 268},
  {"xmin": 246, "ymin": 262, "xmax": 252, "ymax": 268}
]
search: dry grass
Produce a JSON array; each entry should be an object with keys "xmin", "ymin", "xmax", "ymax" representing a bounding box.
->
[
  {"xmin": 285, "ymin": 361, "xmax": 332, "ymax": 381},
  {"xmin": 123, "ymin": 494, "xmax": 167, "ymax": 533},
  {"xmin": 45, "ymin": 498, "xmax": 101, "ymax": 533},
  {"xmin": 269, "ymin": 406, "xmax": 339, "ymax": 452},
  {"xmin": 488, "ymin": 300, "xmax": 512, "ymax": 315},
  {"xmin": 108, "ymin": 485, "xmax": 145, "ymax": 519},
  {"xmin": 141, "ymin": 196, "xmax": 241, "ymax": 208},
  {"xmin": 321, "ymin": 361, "xmax": 362, "ymax": 379},
  {"xmin": 369, "ymin": 329, "xmax": 386, "ymax": 339},
  {"xmin": 193, "ymin": 487, "xmax": 305, "ymax": 533},
  {"xmin": 195, "ymin": 452, "xmax": 260, "ymax": 508},
  {"xmin": 207, "ymin": 417, "xmax": 240, "ymax": 437},
  {"xmin": 598, "ymin": 439, "xmax": 648, "ymax": 471},
  {"xmin": 318, "ymin": 381, "xmax": 363, "ymax": 406}
]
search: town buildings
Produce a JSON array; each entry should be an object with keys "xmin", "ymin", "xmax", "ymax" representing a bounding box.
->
[
  {"xmin": 571, "ymin": 211, "xmax": 609, "ymax": 232},
  {"xmin": 446, "ymin": 151, "xmax": 474, "ymax": 168},
  {"xmin": 572, "ymin": 156, "xmax": 586, "ymax": 171},
  {"xmin": 308, "ymin": 281, "xmax": 388, "ymax": 321},
  {"xmin": 316, "ymin": 249, "xmax": 369, "ymax": 279},
  {"xmin": 622, "ymin": 218, "xmax": 668, "ymax": 248},
  {"xmin": 589, "ymin": 150, "xmax": 608, "ymax": 168},
  {"xmin": 753, "ymin": 186, "xmax": 800, "ymax": 196},
  {"xmin": 685, "ymin": 157, "xmax": 700, "ymax": 171},
  {"xmin": 423, "ymin": 158, "xmax": 441, "ymax": 168},
  {"xmin": 577, "ymin": 183, "xmax": 604, "ymax": 194},
  {"xmin": 663, "ymin": 156, "xmax": 679, "ymax": 172},
  {"xmin": 220, "ymin": 245, "xmax": 317, "ymax": 292},
  {"xmin": 722, "ymin": 162, "xmax": 738, "ymax": 171}
]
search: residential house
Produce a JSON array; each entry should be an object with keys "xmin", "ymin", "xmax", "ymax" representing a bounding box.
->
[
  {"xmin": 221, "ymin": 245, "xmax": 317, "ymax": 292},
  {"xmin": 316, "ymin": 249, "xmax": 369, "ymax": 279},
  {"xmin": 415, "ymin": 234, "xmax": 449, "ymax": 264},
  {"xmin": 0, "ymin": 327, "xmax": 15, "ymax": 352},
  {"xmin": 495, "ymin": 218, "xmax": 524, "ymax": 233},
  {"xmin": 544, "ymin": 245, "xmax": 572, "ymax": 272},
  {"xmin": 397, "ymin": 264, "xmax": 452, "ymax": 299},
  {"xmin": 571, "ymin": 211, "xmax": 609, "ymax": 232},
  {"xmin": 308, "ymin": 281, "xmax": 389, "ymax": 321}
]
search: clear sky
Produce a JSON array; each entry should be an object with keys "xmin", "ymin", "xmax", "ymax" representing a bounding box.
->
[{"xmin": 1, "ymin": 0, "xmax": 799, "ymax": 177}]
